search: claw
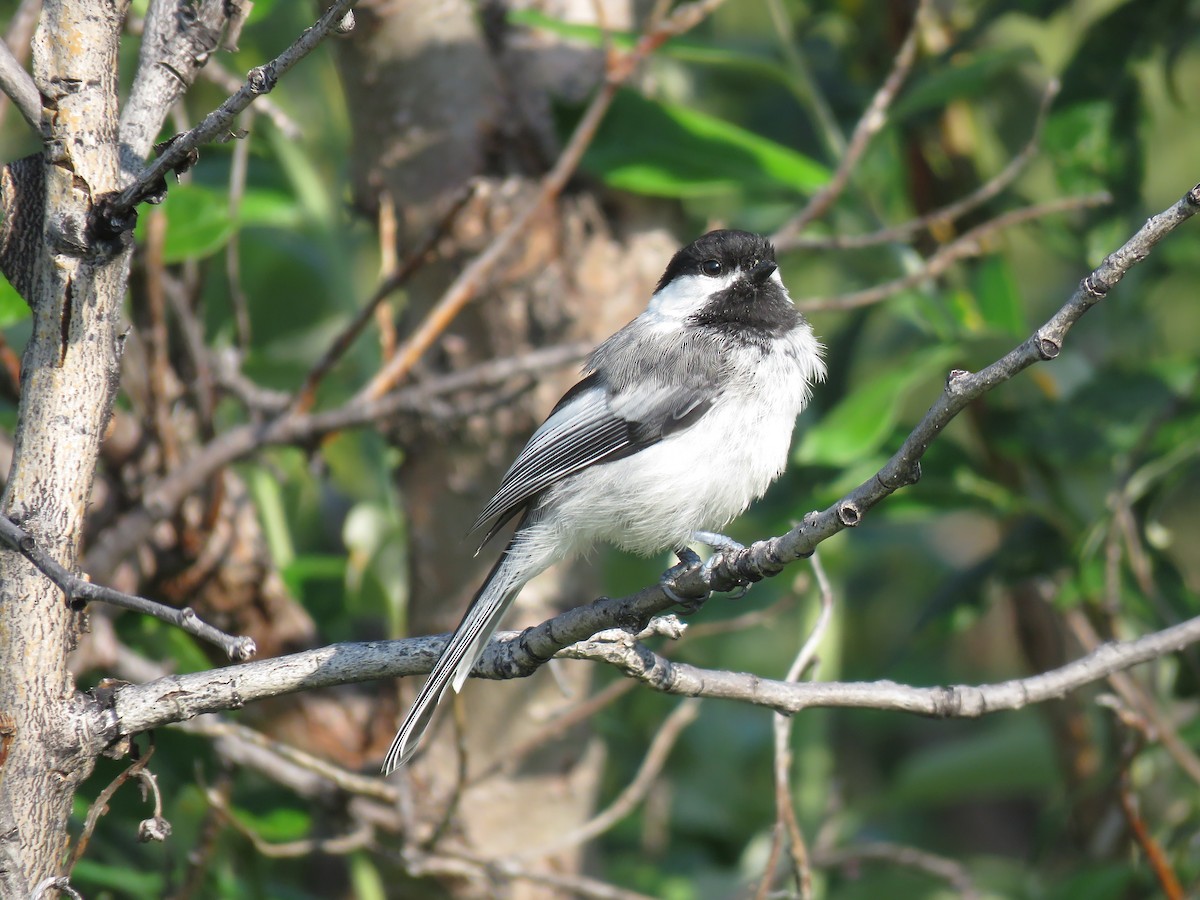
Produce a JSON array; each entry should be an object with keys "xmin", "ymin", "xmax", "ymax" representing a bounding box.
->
[
  {"xmin": 689, "ymin": 531, "xmax": 744, "ymax": 554},
  {"xmin": 690, "ymin": 532, "xmax": 753, "ymax": 599},
  {"xmin": 660, "ymin": 547, "xmax": 709, "ymax": 611}
]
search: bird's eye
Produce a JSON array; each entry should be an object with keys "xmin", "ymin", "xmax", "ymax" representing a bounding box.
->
[{"xmin": 700, "ymin": 259, "xmax": 723, "ymax": 277}]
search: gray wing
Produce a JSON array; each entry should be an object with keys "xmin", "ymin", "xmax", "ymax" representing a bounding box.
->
[{"xmin": 472, "ymin": 371, "xmax": 714, "ymax": 546}]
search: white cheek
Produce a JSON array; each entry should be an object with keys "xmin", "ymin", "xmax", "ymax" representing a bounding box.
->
[
  {"xmin": 770, "ymin": 268, "xmax": 793, "ymax": 302},
  {"xmin": 646, "ymin": 272, "xmax": 737, "ymax": 319}
]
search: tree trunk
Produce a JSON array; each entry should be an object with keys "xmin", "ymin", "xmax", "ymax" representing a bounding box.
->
[{"xmin": 0, "ymin": 1, "xmax": 130, "ymax": 892}]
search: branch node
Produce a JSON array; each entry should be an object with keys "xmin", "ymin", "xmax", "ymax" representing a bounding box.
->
[
  {"xmin": 247, "ymin": 64, "xmax": 278, "ymax": 95},
  {"xmin": 836, "ymin": 501, "xmax": 863, "ymax": 527},
  {"xmin": 137, "ymin": 815, "xmax": 172, "ymax": 843},
  {"xmin": 88, "ymin": 193, "xmax": 139, "ymax": 245},
  {"xmin": 1081, "ymin": 273, "xmax": 1107, "ymax": 299},
  {"xmin": 1036, "ymin": 334, "xmax": 1062, "ymax": 360},
  {"xmin": 1187, "ymin": 183, "xmax": 1200, "ymax": 206},
  {"xmin": 946, "ymin": 368, "xmax": 971, "ymax": 392}
]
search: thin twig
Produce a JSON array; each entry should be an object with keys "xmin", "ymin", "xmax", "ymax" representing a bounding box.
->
[
  {"xmin": 772, "ymin": 0, "xmax": 930, "ymax": 245},
  {"xmin": 779, "ymin": 79, "xmax": 1062, "ymax": 251},
  {"xmin": 0, "ymin": 515, "xmax": 256, "ymax": 661},
  {"xmin": 814, "ymin": 841, "xmax": 979, "ymax": 897},
  {"xmin": 1065, "ymin": 609, "xmax": 1200, "ymax": 786},
  {"xmin": 356, "ymin": 0, "xmax": 731, "ymax": 403},
  {"xmin": 0, "ymin": 37, "xmax": 39, "ymax": 132},
  {"xmin": 207, "ymin": 784, "xmax": 374, "ymax": 857},
  {"xmin": 84, "ymin": 341, "xmax": 592, "ymax": 577},
  {"xmin": 109, "ymin": 0, "xmax": 357, "ymax": 215},
  {"xmin": 293, "ymin": 182, "xmax": 477, "ymax": 412},
  {"xmin": 225, "ymin": 113, "xmax": 253, "ymax": 349},
  {"xmin": 1116, "ymin": 747, "xmax": 1184, "ymax": 900},
  {"xmin": 760, "ymin": 553, "xmax": 834, "ymax": 899},
  {"xmin": 177, "ymin": 716, "xmax": 397, "ymax": 802},
  {"xmin": 199, "ymin": 58, "xmax": 303, "ymax": 141},
  {"xmin": 67, "ymin": 739, "xmax": 157, "ymax": 872},
  {"xmin": 798, "ymin": 192, "xmax": 1111, "ymax": 311},
  {"xmin": 517, "ymin": 697, "xmax": 701, "ymax": 859}
]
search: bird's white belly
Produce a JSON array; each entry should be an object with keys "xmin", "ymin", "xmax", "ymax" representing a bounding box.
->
[{"xmin": 534, "ymin": 347, "xmax": 814, "ymax": 558}]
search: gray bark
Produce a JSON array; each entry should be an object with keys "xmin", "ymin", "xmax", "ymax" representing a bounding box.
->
[{"xmin": 0, "ymin": 1, "xmax": 129, "ymax": 891}]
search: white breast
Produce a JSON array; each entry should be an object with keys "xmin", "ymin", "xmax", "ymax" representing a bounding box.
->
[{"xmin": 528, "ymin": 323, "xmax": 825, "ymax": 560}]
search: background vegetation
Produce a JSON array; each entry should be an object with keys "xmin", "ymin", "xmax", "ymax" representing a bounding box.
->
[{"xmin": 2, "ymin": 0, "xmax": 1198, "ymax": 897}]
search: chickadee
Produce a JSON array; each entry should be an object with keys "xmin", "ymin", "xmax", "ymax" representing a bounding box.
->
[{"xmin": 382, "ymin": 229, "xmax": 825, "ymax": 774}]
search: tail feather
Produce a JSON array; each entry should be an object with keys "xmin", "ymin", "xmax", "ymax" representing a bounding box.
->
[{"xmin": 381, "ymin": 529, "xmax": 540, "ymax": 774}]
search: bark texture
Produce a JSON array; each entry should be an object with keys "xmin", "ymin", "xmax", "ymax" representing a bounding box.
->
[{"xmin": 0, "ymin": 1, "xmax": 131, "ymax": 892}]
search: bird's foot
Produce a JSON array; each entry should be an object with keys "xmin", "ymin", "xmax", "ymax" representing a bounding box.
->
[
  {"xmin": 690, "ymin": 531, "xmax": 752, "ymax": 600},
  {"xmin": 660, "ymin": 547, "xmax": 710, "ymax": 612}
]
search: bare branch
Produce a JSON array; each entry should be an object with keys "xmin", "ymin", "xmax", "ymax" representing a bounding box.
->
[
  {"xmin": 82, "ymin": 184, "xmax": 1200, "ymax": 769},
  {"xmin": 356, "ymin": 0, "xmax": 731, "ymax": 402},
  {"xmin": 712, "ymin": 184, "xmax": 1198, "ymax": 590},
  {"xmin": 567, "ymin": 612, "xmax": 1200, "ymax": 718},
  {"xmin": 66, "ymin": 739, "xmax": 159, "ymax": 872},
  {"xmin": 772, "ymin": 0, "xmax": 930, "ymax": 245},
  {"xmin": 293, "ymin": 181, "xmax": 478, "ymax": 412},
  {"xmin": 118, "ymin": 0, "xmax": 236, "ymax": 170},
  {"xmin": 779, "ymin": 79, "xmax": 1062, "ymax": 252},
  {"xmin": 762, "ymin": 553, "xmax": 834, "ymax": 899},
  {"xmin": 798, "ymin": 192, "xmax": 1111, "ymax": 312},
  {"xmin": 0, "ymin": 38, "xmax": 40, "ymax": 132},
  {"xmin": 0, "ymin": 515, "xmax": 256, "ymax": 661},
  {"xmin": 110, "ymin": 0, "xmax": 358, "ymax": 214},
  {"xmin": 813, "ymin": 841, "xmax": 980, "ymax": 898},
  {"xmin": 198, "ymin": 57, "xmax": 303, "ymax": 141},
  {"xmin": 518, "ymin": 698, "xmax": 700, "ymax": 859},
  {"xmin": 177, "ymin": 716, "xmax": 396, "ymax": 802},
  {"xmin": 83, "ymin": 341, "xmax": 591, "ymax": 577}
]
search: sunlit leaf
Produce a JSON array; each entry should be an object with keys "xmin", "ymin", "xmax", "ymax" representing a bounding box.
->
[
  {"xmin": 795, "ymin": 347, "xmax": 957, "ymax": 466},
  {"xmin": 972, "ymin": 256, "xmax": 1027, "ymax": 337},
  {"xmin": 581, "ymin": 90, "xmax": 828, "ymax": 198},
  {"xmin": 891, "ymin": 46, "xmax": 1037, "ymax": 121},
  {"xmin": 0, "ymin": 276, "xmax": 29, "ymax": 327}
]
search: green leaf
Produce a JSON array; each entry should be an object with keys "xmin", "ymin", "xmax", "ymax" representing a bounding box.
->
[
  {"xmin": 349, "ymin": 853, "xmax": 388, "ymax": 900},
  {"xmin": 1044, "ymin": 101, "xmax": 1120, "ymax": 196},
  {"xmin": 971, "ymin": 256, "xmax": 1027, "ymax": 337},
  {"xmin": 135, "ymin": 183, "xmax": 236, "ymax": 263},
  {"xmin": 885, "ymin": 717, "xmax": 1056, "ymax": 807},
  {"xmin": 509, "ymin": 10, "xmax": 793, "ymax": 86},
  {"xmin": 71, "ymin": 859, "xmax": 164, "ymax": 896},
  {"xmin": 134, "ymin": 184, "xmax": 303, "ymax": 264},
  {"xmin": 0, "ymin": 275, "xmax": 30, "ymax": 326},
  {"xmin": 795, "ymin": 347, "xmax": 957, "ymax": 466},
  {"xmin": 581, "ymin": 90, "xmax": 828, "ymax": 199},
  {"xmin": 248, "ymin": 464, "xmax": 295, "ymax": 567},
  {"xmin": 891, "ymin": 46, "xmax": 1038, "ymax": 121},
  {"xmin": 231, "ymin": 805, "xmax": 312, "ymax": 841}
]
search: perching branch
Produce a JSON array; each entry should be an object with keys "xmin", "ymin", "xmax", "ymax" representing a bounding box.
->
[
  {"xmin": 0, "ymin": 516, "xmax": 256, "ymax": 661},
  {"xmin": 89, "ymin": 182, "xmax": 1200, "ymax": 752}
]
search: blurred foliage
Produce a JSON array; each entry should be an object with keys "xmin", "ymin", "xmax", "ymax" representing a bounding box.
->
[{"xmin": 2, "ymin": 0, "xmax": 1200, "ymax": 897}]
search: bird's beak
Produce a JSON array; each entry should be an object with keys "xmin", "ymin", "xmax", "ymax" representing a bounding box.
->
[{"xmin": 749, "ymin": 259, "xmax": 777, "ymax": 285}]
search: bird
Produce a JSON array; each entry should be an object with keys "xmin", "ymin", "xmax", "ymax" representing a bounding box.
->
[{"xmin": 382, "ymin": 229, "xmax": 825, "ymax": 774}]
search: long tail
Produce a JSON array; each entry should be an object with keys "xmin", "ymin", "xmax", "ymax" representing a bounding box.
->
[{"xmin": 382, "ymin": 523, "xmax": 547, "ymax": 774}]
